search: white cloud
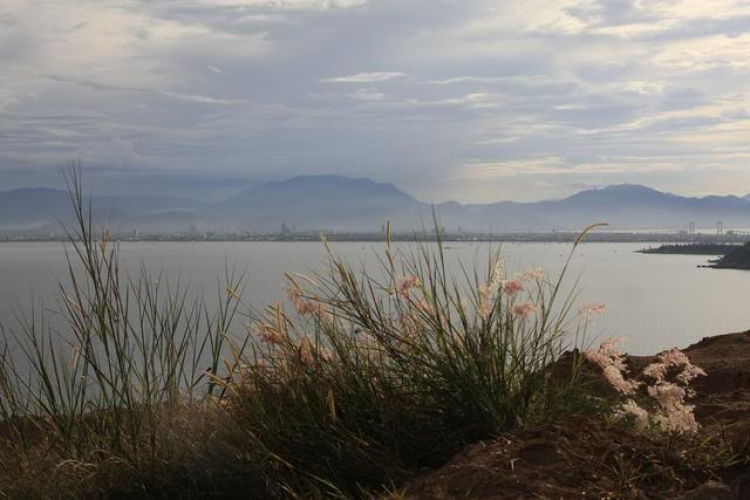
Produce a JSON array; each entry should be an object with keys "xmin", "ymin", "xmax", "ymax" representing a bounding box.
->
[
  {"xmin": 651, "ymin": 33, "xmax": 750, "ymax": 72},
  {"xmin": 458, "ymin": 157, "xmax": 568, "ymax": 179},
  {"xmin": 195, "ymin": 0, "xmax": 366, "ymax": 10},
  {"xmin": 348, "ymin": 88, "xmax": 387, "ymax": 101},
  {"xmin": 2, "ymin": 0, "xmax": 750, "ymax": 200},
  {"xmin": 322, "ymin": 72, "xmax": 407, "ymax": 83},
  {"xmin": 458, "ymin": 156, "xmax": 686, "ymax": 182},
  {"xmin": 645, "ymin": 0, "xmax": 750, "ymax": 22}
]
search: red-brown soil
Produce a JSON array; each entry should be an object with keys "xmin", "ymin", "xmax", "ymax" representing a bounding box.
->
[{"xmin": 405, "ymin": 331, "xmax": 750, "ymax": 499}]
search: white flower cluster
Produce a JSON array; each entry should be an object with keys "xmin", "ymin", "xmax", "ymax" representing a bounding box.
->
[{"xmin": 584, "ymin": 340, "xmax": 706, "ymax": 435}]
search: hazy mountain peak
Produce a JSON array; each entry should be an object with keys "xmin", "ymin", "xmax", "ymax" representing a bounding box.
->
[
  {"xmin": 268, "ymin": 174, "xmax": 404, "ymax": 192},
  {"xmin": 590, "ymin": 184, "xmax": 668, "ymax": 195},
  {"xmin": 611, "ymin": 183, "xmax": 655, "ymax": 190},
  {"xmin": 563, "ymin": 183, "xmax": 674, "ymax": 204},
  {"xmin": 222, "ymin": 174, "xmax": 416, "ymax": 207}
]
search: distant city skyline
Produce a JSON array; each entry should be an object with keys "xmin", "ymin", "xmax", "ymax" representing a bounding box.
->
[{"xmin": 2, "ymin": 0, "xmax": 750, "ymax": 202}]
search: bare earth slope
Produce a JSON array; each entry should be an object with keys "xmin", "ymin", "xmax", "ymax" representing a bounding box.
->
[{"xmin": 406, "ymin": 331, "xmax": 750, "ymax": 499}]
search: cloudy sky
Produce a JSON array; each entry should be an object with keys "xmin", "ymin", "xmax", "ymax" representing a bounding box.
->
[{"xmin": 2, "ymin": 0, "xmax": 750, "ymax": 202}]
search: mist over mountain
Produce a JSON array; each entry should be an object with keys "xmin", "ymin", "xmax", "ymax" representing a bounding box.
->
[
  {"xmin": 207, "ymin": 175, "xmax": 420, "ymax": 232},
  {"xmin": 0, "ymin": 189, "xmax": 202, "ymax": 234},
  {"xmin": 221, "ymin": 175, "xmax": 416, "ymax": 208},
  {"xmin": 2, "ymin": 177, "xmax": 749, "ymax": 236},
  {"xmin": 449, "ymin": 184, "xmax": 750, "ymax": 232}
]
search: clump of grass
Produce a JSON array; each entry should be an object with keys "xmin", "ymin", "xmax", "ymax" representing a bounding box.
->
[
  {"xmin": 0, "ymin": 174, "xmax": 600, "ymax": 498},
  {"xmin": 0, "ymin": 172, "xmax": 260, "ymax": 497},
  {"xmin": 217, "ymin": 222, "xmax": 601, "ymax": 496}
]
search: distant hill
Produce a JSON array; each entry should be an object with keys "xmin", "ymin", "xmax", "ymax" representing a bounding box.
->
[
  {"xmin": 0, "ymin": 188, "xmax": 202, "ymax": 233},
  {"xmin": 221, "ymin": 175, "xmax": 415, "ymax": 207},
  {"xmin": 212, "ymin": 175, "xmax": 423, "ymax": 231},
  {"xmin": 0, "ymin": 188, "xmax": 72, "ymax": 225},
  {"xmin": 540, "ymin": 184, "xmax": 750, "ymax": 229},
  {"xmin": 434, "ymin": 184, "xmax": 750, "ymax": 232},
  {"xmin": 1, "ymin": 178, "xmax": 749, "ymax": 235}
]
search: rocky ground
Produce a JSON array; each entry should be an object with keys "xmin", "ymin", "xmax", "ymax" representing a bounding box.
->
[{"xmin": 404, "ymin": 331, "xmax": 750, "ymax": 499}]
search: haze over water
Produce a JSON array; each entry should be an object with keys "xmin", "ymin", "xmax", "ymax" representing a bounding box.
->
[{"xmin": 1, "ymin": 241, "xmax": 748, "ymax": 355}]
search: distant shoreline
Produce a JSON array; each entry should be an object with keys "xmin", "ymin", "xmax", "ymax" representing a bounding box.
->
[
  {"xmin": 2, "ymin": 231, "xmax": 750, "ymax": 245},
  {"xmin": 636, "ymin": 243, "xmax": 742, "ymax": 255}
]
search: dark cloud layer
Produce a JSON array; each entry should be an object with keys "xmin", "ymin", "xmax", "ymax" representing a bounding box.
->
[{"xmin": 1, "ymin": 0, "xmax": 749, "ymax": 201}]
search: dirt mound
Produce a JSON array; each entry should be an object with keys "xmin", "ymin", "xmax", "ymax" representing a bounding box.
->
[
  {"xmin": 405, "ymin": 415, "xmax": 743, "ymax": 499},
  {"xmin": 634, "ymin": 330, "xmax": 750, "ymax": 424},
  {"xmin": 685, "ymin": 331, "xmax": 750, "ymax": 397},
  {"xmin": 405, "ymin": 331, "xmax": 750, "ymax": 499}
]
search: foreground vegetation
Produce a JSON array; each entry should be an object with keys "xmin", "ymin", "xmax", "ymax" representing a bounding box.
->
[{"xmin": 3, "ymin": 176, "xmax": 740, "ymax": 498}]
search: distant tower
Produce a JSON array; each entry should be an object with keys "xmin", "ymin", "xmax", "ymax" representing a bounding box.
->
[
  {"xmin": 688, "ymin": 222, "xmax": 696, "ymax": 235},
  {"xmin": 717, "ymin": 221, "xmax": 724, "ymax": 235}
]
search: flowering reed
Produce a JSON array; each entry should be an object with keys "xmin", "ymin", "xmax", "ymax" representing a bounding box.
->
[
  {"xmin": 220, "ymin": 223, "xmax": 605, "ymax": 495},
  {"xmin": 584, "ymin": 338, "xmax": 706, "ymax": 435}
]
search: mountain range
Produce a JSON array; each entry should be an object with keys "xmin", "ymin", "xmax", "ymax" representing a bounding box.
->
[{"xmin": 1, "ymin": 176, "xmax": 749, "ymax": 235}]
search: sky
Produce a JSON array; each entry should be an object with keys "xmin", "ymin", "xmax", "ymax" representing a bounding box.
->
[{"xmin": 2, "ymin": 0, "xmax": 750, "ymax": 203}]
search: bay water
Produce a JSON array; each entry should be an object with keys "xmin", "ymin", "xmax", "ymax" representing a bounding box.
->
[{"xmin": 1, "ymin": 241, "xmax": 748, "ymax": 355}]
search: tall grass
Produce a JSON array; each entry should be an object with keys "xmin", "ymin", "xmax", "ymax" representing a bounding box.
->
[
  {"xmin": 0, "ymin": 173, "xmax": 253, "ymax": 496},
  {"xmin": 0, "ymin": 177, "xmax": 599, "ymax": 498},
  {"xmin": 219, "ymin": 222, "xmax": 598, "ymax": 496}
]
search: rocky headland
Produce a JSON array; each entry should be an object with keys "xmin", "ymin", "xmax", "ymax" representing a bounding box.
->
[{"xmin": 712, "ymin": 242, "xmax": 750, "ymax": 270}]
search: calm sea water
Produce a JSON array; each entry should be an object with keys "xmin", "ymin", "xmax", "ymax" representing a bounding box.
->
[{"xmin": 1, "ymin": 241, "xmax": 749, "ymax": 355}]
